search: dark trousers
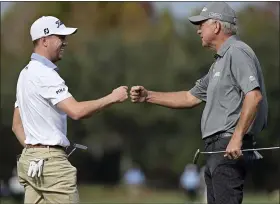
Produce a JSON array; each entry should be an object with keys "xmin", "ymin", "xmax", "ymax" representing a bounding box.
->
[{"xmin": 203, "ymin": 133, "xmax": 255, "ymax": 204}]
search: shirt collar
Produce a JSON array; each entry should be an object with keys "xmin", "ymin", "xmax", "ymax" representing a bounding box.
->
[
  {"xmin": 31, "ymin": 53, "xmax": 58, "ymax": 70},
  {"xmin": 215, "ymin": 35, "xmax": 239, "ymax": 59}
]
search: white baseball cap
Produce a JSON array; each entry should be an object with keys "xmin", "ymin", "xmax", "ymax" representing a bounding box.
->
[{"xmin": 30, "ymin": 16, "xmax": 77, "ymax": 41}]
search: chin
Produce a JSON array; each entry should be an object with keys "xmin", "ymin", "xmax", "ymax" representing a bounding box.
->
[
  {"xmin": 202, "ymin": 42, "xmax": 207, "ymax": 47},
  {"xmin": 58, "ymin": 54, "xmax": 63, "ymax": 60},
  {"xmin": 53, "ymin": 57, "xmax": 61, "ymax": 63},
  {"xmin": 202, "ymin": 41, "xmax": 210, "ymax": 48}
]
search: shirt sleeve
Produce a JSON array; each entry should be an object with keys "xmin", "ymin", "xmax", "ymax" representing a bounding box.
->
[
  {"xmin": 38, "ymin": 71, "xmax": 72, "ymax": 105},
  {"xmin": 189, "ymin": 71, "xmax": 210, "ymax": 102},
  {"xmin": 231, "ymin": 47, "xmax": 260, "ymax": 94}
]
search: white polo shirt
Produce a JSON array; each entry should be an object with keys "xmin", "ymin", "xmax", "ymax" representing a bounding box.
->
[{"xmin": 15, "ymin": 53, "xmax": 72, "ymax": 147}]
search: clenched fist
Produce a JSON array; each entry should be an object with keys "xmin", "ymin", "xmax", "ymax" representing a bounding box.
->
[
  {"xmin": 111, "ymin": 86, "xmax": 128, "ymax": 103},
  {"xmin": 130, "ymin": 86, "xmax": 148, "ymax": 103},
  {"xmin": 224, "ymin": 136, "xmax": 243, "ymax": 160}
]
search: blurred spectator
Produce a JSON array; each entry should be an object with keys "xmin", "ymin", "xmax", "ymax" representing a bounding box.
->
[
  {"xmin": 180, "ymin": 164, "xmax": 200, "ymax": 201},
  {"xmin": 0, "ymin": 180, "xmax": 11, "ymax": 198},
  {"xmin": 123, "ymin": 163, "xmax": 146, "ymax": 197},
  {"xmin": 123, "ymin": 166, "xmax": 145, "ymax": 185},
  {"xmin": 8, "ymin": 167, "xmax": 24, "ymax": 203}
]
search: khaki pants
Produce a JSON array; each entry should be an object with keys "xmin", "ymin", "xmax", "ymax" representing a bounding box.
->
[{"xmin": 17, "ymin": 147, "xmax": 79, "ymax": 204}]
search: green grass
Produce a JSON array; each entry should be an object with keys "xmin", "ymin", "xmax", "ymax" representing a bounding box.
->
[
  {"xmin": 79, "ymin": 185, "xmax": 279, "ymax": 204},
  {"xmin": 79, "ymin": 185, "xmax": 185, "ymax": 203},
  {"xmin": 1, "ymin": 185, "xmax": 279, "ymax": 204}
]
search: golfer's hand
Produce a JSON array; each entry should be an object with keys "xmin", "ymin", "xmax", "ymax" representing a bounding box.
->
[
  {"xmin": 130, "ymin": 86, "xmax": 148, "ymax": 103},
  {"xmin": 224, "ymin": 137, "xmax": 243, "ymax": 160},
  {"xmin": 111, "ymin": 86, "xmax": 128, "ymax": 103}
]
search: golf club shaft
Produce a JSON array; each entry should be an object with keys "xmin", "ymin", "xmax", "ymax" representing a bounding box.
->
[{"xmin": 200, "ymin": 146, "xmax": 280, "ymax": 154}]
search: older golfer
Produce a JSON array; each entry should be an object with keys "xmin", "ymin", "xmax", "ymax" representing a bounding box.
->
[
  {"xmin": 130, "ymin": 2, "xmax": 268, "ymax": 204},
  {"xmin": 12, "ymin": 16, "xmax": 128, "ymax": 203}
]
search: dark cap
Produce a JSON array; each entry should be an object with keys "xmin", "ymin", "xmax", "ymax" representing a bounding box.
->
[{"xmin": 188, "ymin": 2, "xmax": 237, "ymax": 25}]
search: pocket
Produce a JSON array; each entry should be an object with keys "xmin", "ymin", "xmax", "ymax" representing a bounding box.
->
[
  {"xmin": 58, "ymin": 160, "xmax": 77, "ymax": 190},
  {"xmin": 42, "ymin": 157, "xmax": 77, "ymax": 194},
  {"xmin": 215, "ymin": 137, "xmax": 231, "ymax": 151}
]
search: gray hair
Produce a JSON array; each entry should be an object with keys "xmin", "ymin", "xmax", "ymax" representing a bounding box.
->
[{"xmin": 208, "ymin": 19, "xmax": 238, "ymax": 35}]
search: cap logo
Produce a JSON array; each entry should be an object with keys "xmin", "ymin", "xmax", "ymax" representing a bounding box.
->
[
  {"xmin": 209, "ymin": 12, "xmax": 222, "ymax": 20},
  {"xmin": 44, "ymin": 28, "xmax": 49, "ymax": 35},
  {"xmin": 202, "ymin": 7, "xmax": 207, "ymax": 12},
  {"xmin": 55, "ymin": 20, "xmax": 63, "ymax": 28}
]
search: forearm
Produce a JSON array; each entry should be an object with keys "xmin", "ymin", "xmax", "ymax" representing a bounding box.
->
[
  {"xmin": 146, "ymin": 91, "xmax": 200, "ymax": 108},
  {"xmin": 75, "ymin": 94, "xmax": 115, "ymax": 119},
  {"xmin": 12, "ymin": 126, "xmax": 26, "ymax": 147},
  {"xmin": 233, "ymin": 91, "xmax": 262, "ymax": 140}
]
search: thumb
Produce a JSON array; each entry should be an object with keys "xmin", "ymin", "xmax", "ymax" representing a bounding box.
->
[
  {"xmin": 135, "ymin": 86, "xmax": 143, "ymax": 92},
  {"xmin": 131, "ymin": 86, "xmax": 140, "ymax": 92}
]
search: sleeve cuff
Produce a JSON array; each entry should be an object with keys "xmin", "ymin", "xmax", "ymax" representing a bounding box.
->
[
  {"xmin": 52, "ymin": 92, "xmax": 72, "ymax": 105},
  {"xmin": 190, "ymin": 87, "xmax": 206, "ymax": 102},
  {"xmin": 241, "ymin": 81, "xmax": 260, "ymax": 94}
]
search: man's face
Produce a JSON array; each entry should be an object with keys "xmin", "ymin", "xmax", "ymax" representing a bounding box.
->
[
  {"xmin": 45, "ymin": 35, "xmax": 67, "ymax": 62},
  {"xmin": 196, "ymin": 19, "xmax": 217, "ymax": 48}
]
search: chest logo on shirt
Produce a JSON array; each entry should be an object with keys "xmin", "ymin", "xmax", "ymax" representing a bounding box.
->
[
  {"xmin": 249, "ymin": 76, "xmax": 256, "ymax": 82},
  {"xmin": 56, "ymin": 88, "xmax": 65, "ymax": 94},
  {"xmin": 213, "ymin": 72, "xmax": 221, "ymax": 77}
]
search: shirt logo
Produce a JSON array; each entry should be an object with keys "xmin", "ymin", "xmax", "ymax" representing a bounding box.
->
[
  {"xmin": 202, "ymin": 7, "xmax": 207, "ymax": 12},
  {"xmin": 214, "ymin": 72, "xmax": 220, "ymax": 77},
  {"xmin": 56, "ymin": 88, "xmax": 65, "ymax": 94},
  {"xmin": 249, "ymin": 76, "xmax": 256, "ymax": 82}
]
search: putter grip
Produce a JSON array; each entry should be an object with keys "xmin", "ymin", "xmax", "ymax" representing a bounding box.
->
[{"xmin": 73, "ymin": 143, "xmax": 88, "ymax": 150}]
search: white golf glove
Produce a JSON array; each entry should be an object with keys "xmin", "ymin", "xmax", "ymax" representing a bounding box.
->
[{"xmin": 27, "ymin": 159, "xmax": 44, "ymax": 178}]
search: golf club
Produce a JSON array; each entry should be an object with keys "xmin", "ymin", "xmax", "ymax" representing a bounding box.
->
[
  {"xmin": 68, "ymin": 143, "xmax": 88, "ymax": 158},
  {"xmin": 193, "ymin": 146, "xmax": 280, "ymax": 164}
]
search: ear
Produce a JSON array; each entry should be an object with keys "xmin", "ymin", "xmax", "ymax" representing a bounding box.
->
[
  {"xmin": 41, "ymin": 37, "xmax": 48, "ymax": 47},
  {"xmin": 214, "ymin": 21, "xmax": 221, "ymax": 34}
]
